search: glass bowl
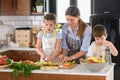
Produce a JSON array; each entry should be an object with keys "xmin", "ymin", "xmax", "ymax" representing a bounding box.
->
[{"xmin": 81, "ymin": 62, "xmax": 108, "ymax": 72}]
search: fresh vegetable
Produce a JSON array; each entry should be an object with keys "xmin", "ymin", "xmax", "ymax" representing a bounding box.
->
[
  {"xmin": 41, "ymin": 61, "xmax": 60, "ymax": 66},
  {"xmin": 85, "ymin": 57, "xmax": 106, "ymax": 63},
  {"xmin": 0, "ymin": 55, "xmax": 12, "ymax": 65},
  {"xmin": 23, "ymin": 60, "xmax": 35, "ymax": 65},
  {"xmin": 62, "ymin": 61, "xmax": 76, "ymax": 67},
  {"xmin": 6, "ymin": 58, "xmax": 12, "ymax": 64},
  {"xmin": 9, "ymin": 61, "xmax": 41, "ymax": 78}
]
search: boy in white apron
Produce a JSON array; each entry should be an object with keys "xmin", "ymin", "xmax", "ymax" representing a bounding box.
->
[
  {"xmin": 86, "ymin": 24, "xmax": 118, "ymax": 60},
  {"xmin": 36, "ymin": 13, "xmax": 62, "ymax": 62}
]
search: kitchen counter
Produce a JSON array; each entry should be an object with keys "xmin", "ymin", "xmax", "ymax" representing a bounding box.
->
[
  {"xmin": 0, "ymin": 64, "xmax": 114, "ymax": 80},
  {"xmin": 0, "ymin": 47, "xmax": 114, "ymax": 80},
  {"xmin": 0, "ymin": 47, "xmax": 36, "ymax": 52}
]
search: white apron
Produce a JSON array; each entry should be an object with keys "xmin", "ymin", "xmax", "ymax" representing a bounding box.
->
[
  {"xmin": 94, "ymin": 44, "xmax": 106, "ymax": 58},
  {"xmin": 40, "ymin": 30, "xmax": 58, "ymax": 62}
]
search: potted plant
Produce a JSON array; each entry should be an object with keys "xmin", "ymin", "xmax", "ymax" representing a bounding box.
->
[{"xmin": 35, "ymin": 1, "xmax": 43, "ymax": 12}]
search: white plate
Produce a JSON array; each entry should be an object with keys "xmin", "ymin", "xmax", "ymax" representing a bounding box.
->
[{"xmin": 0, "ymin": 64, "xmax": 10, "ymax": 69}]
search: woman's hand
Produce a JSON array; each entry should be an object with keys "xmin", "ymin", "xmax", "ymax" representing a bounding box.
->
[
  {"xmin": 61, "ymin": 56, "xmax": 72, "ymax": 63},
  {"xmin": 59, "ymin": 55, "xmax": 65, "ymax": 61}
]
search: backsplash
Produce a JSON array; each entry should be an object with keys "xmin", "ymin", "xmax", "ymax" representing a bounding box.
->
[
  {"xmin": 0, "ymin": 15, "xmax": 44, "ymax": 46},
  {"xmin": 0, "ymin": 15, "xmax": 44, "ymax": 28}
]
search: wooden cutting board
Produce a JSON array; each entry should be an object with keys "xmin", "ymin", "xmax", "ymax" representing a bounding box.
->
[{"xmin": 58, "ymin": 64, "xmax": 77, "ymax": 69}]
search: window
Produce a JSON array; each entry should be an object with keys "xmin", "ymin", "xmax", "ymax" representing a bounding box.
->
[
  {"xmin": 77, "ymin": 0, "xmax": 91, "ymax": 23},
  {"xmin": 56, "ymin": 0, "xmax": 70, "ymax": 23},
  {"xmin": 56, "ymin": 0, "xmax": 91, "ymax": 23}
]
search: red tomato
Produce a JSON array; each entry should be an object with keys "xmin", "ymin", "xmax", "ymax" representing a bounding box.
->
[
  {"xmin": 62, "ymin": 63, "xmax": 71, "ymax": 67},
  {"xmin": 0, "ymin": 59, "xmax": 7, "ymax": 65},
  {"xmin": 89, "ymin": 60, "xmax": 95, "ymax": 64}
]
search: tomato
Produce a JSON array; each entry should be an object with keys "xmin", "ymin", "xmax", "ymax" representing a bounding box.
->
[
  {"xmin": 89, "ymin": 60, "xmax": 95, "ymax": 64},
  {"xmin": 24, "ymin": 60, "xmax": 34, "ymax": 65},
  {"xmin": 0, "ymin": 59, "xmax": 7, "ymax": 65},
  {"xmin": 62, "ymin": 62, "xmax": 71, "ymax": 67},
  {"xmin": 0, "ymin": 55, "xmax": 8, "ymax": 65}
]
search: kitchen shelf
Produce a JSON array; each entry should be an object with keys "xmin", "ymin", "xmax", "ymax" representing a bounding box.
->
[{"xmin": 31, "ymin": 12, "xmax": 44, "ymax": 15}]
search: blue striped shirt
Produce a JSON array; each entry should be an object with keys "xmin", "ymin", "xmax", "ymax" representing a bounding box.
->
[{"xmin": 62, "ymin": 23, "xmax": 92, "ymax": 52}]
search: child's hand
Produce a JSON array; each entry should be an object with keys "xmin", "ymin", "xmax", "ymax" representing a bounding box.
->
[
  {"xmin": 41, "ymin": 53, "xmax": 46, "ymax": 59},
  {"xmin": 103, "ymin": 41, "xmax": 118, "ymax": 56},
  {"xmin": 103, "ymin": 41, "xmax": 112, "ymax": 47},
  {"xmin": 44, "ymin": 56, "xmax": 55, "ymax": 62}
]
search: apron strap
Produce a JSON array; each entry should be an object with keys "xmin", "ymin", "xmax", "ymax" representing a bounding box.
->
[
  {"xmin": 53, "ymin": 30, "xmax": 56, "ymax": 38},
  {"xmin": 42, "ymin": 30, "xmax": 56, "ymax": 38},
  {"xmin": 95, "ymin": 43, "xmax": 106, "ymax": 57},
  {"xmin": 43, "ymin": 30, "xmax": 46, "ymax": 37},
  {"xmin": 95, "ymin": 43, "xmax": 98, "ymax": 51}
]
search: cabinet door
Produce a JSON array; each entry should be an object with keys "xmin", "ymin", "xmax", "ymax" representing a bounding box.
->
[
  {"xmin": 0, "ymin": 0, "xmax": 16, "ymax": 15},
  {"xmin": 0, "ymin": 50, "xmax": 40, "ymax": 62},
  {"xmin": 16, "ymin": 0, "xmax": 30, "ymax": 15}
]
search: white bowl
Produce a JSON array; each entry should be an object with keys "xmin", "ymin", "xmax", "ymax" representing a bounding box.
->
[{"xmin": 81, "ymin": 62, "xmax": 108, "ymax": 72}]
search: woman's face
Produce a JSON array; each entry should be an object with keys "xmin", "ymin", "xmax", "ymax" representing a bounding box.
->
[
  {"xmin": 66, "ymin": 15, "xmax": 80, "ymax": 28},
  {"xmin": 44, "ymin": 20, "xmax": 55, "ymax": 32},
  {"xmin": 95, "ymin": 35, "xmax": 107, "ymax": 45}
]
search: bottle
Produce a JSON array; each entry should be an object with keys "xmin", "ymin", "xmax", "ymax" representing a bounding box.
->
[
  {"xmin": 6, "ymin": 35, "xmax": 11, "ymax": 46},
  {"xmin": 105, "ymin": 46, "xmax": 112, "ymax": 64}
]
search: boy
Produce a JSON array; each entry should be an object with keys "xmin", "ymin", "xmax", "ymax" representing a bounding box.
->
[{"xmin": 86, "ymin": 24, "xmax": 118, "ymax": 60}]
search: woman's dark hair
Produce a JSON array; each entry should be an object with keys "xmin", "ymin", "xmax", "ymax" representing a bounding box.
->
[
  {"xmin": 65, "ymin": 6, "xmax": 87, "ymax": 38},
  {"xmin": 44, "ymin": 13, "xmax": 56, "ymax": 24},
  {"xmin": 65, "ymin": 5, "xmax": 80, "ymax": 17},
  {"xmin": 92, "ymin": 24, "xmax": 107, "ymax": 37}
]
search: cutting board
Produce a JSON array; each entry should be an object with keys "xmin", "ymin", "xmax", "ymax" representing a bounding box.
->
[{"xmin": 58, "ymin": 64, "xmax": 77, "ymax": 69}]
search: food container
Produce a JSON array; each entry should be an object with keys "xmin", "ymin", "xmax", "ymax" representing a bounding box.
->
[{"xmin": 15, "ymin": 27, "xmax": 32, "ymax": 47}]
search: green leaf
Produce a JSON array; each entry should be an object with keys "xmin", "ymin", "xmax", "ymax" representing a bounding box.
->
[
  {"xmin": 6, "ymin": 58, "xmax": 11, "ymax": 64},
  {"xmin": 13, "ymin": 69, "xmax": 19, "ymax": 78}
]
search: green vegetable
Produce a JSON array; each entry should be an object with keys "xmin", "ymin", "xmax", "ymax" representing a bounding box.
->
[
  {"xmin": 9, "ymin": 62, "xmax": 40, "ymax": 78},
  {"xmin": 13, "ymin": 69, "xmax": 19, "ymax": 77},
  {"xmin": 6, "ymin": 58, "xmax": 12, "ymax": 64}
]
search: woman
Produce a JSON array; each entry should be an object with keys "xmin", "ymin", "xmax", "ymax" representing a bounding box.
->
[{"xmin": 59, "ymin": 6, "xmax": 92, "ymax": 64}]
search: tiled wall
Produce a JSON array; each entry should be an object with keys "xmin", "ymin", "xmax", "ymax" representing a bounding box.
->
[
  {"xmin": 0, "ymin": 15, "xmax": 44, "ymax": 43},
  {"xmin": 0, "ymin": 15, "xmax": 44, "ymax": 28}
]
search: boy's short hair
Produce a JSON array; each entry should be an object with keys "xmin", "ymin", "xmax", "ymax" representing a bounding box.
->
[
  {"xmin": 44, "ymin": 13, "xmax": 56, "ymax": 23},
  {"xmin": 92, "ymin": 24, "xmax": 107, "ymax": 37}
]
